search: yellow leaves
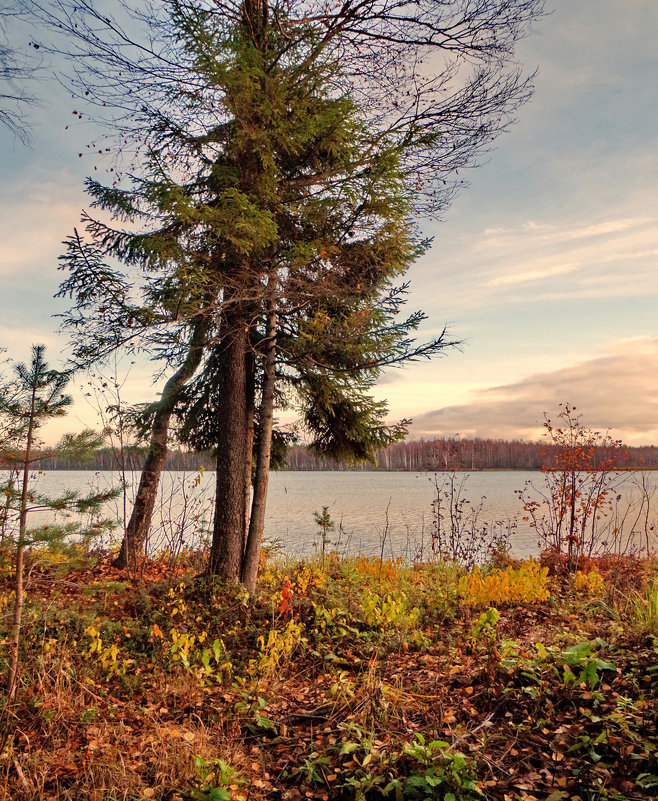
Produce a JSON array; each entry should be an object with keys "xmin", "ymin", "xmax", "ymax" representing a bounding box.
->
[
  {"xmin": 85, "ymin": 625, "xmax": 101, "ymax": 655},
  {"xmin": 293, "ymin": 564, "xmax": 326, "ymax": 594},
  {"xmin": 167, "ymin": 628, "xmax": 232, "ymax": 682},
  {"xmin": 361, "ymin": 587, "xmax": 420, "ymax": 630},
  {"xmin": 165, "ymin": 581, "xmax": 189, "ymax": 618},
  {"xmin": 169, "ymin": 629, "xmax": 196, "ymax": 669},
  {"xmin": 574, "ymin": 567, "xmax": 605, "ymax": 596},
  {"xmin": 84, "ymin": 625, "xmax": 132, "ymax": 678},
  {"xmin": 262, "ymin": 565, "xmax": 327, "ymax": 616},
  {"xmin": 354, "ymin": 555, "xmax": 403, "ymax": 581},
  {"xmin": 460, "ymin": 559, "xmax": 550, "ymax": 609},
  {"xmin": 252, "ymin": 619, "xmax": 305, "ymax": 675}
]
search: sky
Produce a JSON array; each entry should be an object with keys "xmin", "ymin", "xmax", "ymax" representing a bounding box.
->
[{"xmin": 1, "ymin": 0, "xmax": 657, "ymax": 445}]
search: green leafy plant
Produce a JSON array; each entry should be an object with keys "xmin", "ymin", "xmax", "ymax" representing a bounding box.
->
[
  {"xmin": 385, "ymin": 733, "xmax": 482, "ymax": 800},
  {"xmin": 361, "ymin": 587, "xmax": 421, "ymax": 632},
  {"xmin": 469, "ymin": 607, "xmax": 500, "ymax": 643},
  {"xmin": 296, "ymin": 751, "xmax": 332, "ymax": 786},
  {"xmin": 167, "ymin": 628, "xmax": 233, "ymax": 682},
  {"xmin": 235, "ymin": 692, "xmax": 279, "ymax": 736},
  {"xmin": 558, "ymin": 639, "xmax": 616, "ymax": 689},
  {"xmin": 190, "ymin": 757, "xmax": 241, "ymax": 801}
]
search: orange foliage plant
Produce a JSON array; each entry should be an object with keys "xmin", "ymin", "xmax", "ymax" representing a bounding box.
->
[
  {"xmin": 517, "ymin": 404, "xmax": 629, "ymax": 571},
  {"xmin": 459, "ymin": 559, "xmax": 550, "ymax": 608}
]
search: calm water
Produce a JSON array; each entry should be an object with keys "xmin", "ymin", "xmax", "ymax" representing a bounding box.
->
[{"xmin": 6, "ymin": 470, "xmax": 658, "ymax": 561}]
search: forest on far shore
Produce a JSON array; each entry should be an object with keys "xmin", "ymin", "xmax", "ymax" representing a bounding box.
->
[{"xmin": 29, "ymin": 436, "xmax": 658, "ymax": 473}]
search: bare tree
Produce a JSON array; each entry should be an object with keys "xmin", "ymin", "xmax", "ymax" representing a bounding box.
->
[{"xmin": 0, "ymin": 3, "xmax": 40, "ymax": 143}]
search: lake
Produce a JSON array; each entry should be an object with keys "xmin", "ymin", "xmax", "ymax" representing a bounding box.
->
[{"xmin": 7, "ymin": 469, "xmax": 658, "ymax": 561}]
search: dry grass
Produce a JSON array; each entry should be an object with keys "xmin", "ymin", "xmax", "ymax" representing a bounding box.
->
[{"xmin": 0, "ymin": 550, "xmax": 656, "ymax": 800}]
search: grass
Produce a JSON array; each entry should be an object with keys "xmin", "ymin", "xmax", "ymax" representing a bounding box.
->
[{"xmin": 0, "ymin": 546, "xmax": 657, "ymax": 800}]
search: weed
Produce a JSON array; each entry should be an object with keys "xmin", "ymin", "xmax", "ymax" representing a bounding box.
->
[
  {"xmin": 559, "ymin": 639, "xmax": 617, "ymax": 689},
  {"xmin": 251, "ymin": 618, "xmax": 305, "ymax": 674},
  {"xmin": 84, "ymin": 625, "xmax": 134, "ymax": 679},
  {"xmin": 575, "ymin": 567, "xmax": 606, "ymax": 596},
  {"xmin": 460, "ymin": 559, "xmax": 550, "ymax": 608},
  {"xmin": 386, "ymin": 733, "xmax": 482, "ymax": 800},
  {"xmin": 168, "ymin": 628, "xmax": 233, "ymax": 682},
  {"xmin": 361, "ymin": 587, "xmax": 420, "ymax": 631},
  {"xmin": 631, "ymin": 577, "xmax": 658, "ymax": 634},
  {"xmin": 235, "ymin": 692, "xmax": 278, "ymax": 736},
  {"xmin": 296, "ymin": 751, "xmax": 332, "ymax": 785},
  {"xmin": 189, "ymin": 756, "xmax": 242, "ymax": 801},
  {"xmin": 80, "ymin": 707, "xmax": 99, "ymax": 724}
]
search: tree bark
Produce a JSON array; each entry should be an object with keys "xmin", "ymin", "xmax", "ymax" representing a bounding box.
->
[
  {"xmin": 114, "ymin": 321, "xmax": 207, "ymax": 571},
  {"xmin": 242, "ymin": 294, "xmax": 277, "ymax": 593},
  {"xmin": 8, "ymin": 376, "xmax": 37, "ymax": 704},
  {"xmin": 8, "ymin": 542, "xmax": 25, "ymax": 704},
  {"xmin": 243, "ymin": 349, "xmax": 256, "ymax": 556},
  {"xmin": 208, "ymin": 310, "xmax": 250, "ymax": 581}
]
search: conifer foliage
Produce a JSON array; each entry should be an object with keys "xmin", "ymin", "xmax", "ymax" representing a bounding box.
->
[
  {"xmin": 0, "ymin": 345, "xmax": 117, "ymax": 701},
  {"xmin": 42, "ymin": 0, "xmax": 543, "ymax": 586}
]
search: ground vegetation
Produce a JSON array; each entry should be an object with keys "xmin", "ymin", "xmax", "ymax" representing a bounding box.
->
[{"xmin": 0, "ymin": 545, "xmax": 656, "ymax": 800}]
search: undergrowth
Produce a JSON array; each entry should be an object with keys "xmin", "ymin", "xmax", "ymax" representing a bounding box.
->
[{"xmin": 0, "ymin": 547, "xmax": 657, "ymax": 801}]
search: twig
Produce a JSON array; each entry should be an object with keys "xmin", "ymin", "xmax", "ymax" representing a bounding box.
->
[
  {"xmin": 12, "ymin": 757, "xmax": 29, "ymax": 794},
  {"xmin": 445, "ymin": 704, "xmax": 503, "ymax": 753}
]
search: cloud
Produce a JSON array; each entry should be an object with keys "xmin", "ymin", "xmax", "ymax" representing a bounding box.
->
[
  {"xmin": 410, "ymin": 337, "xmax": 658, "ymax": 444},
  {"xmin": 541, "ymin": 218, "xmax": 653, "ymax": 242},
  {"xmin": 487, "ymin": 262, "xmax": 580, "ymax": 287},
  {"xmin": 482, "ymin": 217, "xmax": 653, "ymax": 249},
  {"xmin": 447, "ymin": 212, "xmax": 658, "ymax": 302},
  {"xmin": 0, "ymin": 177, "xmax": 85, "ymax": 279}
]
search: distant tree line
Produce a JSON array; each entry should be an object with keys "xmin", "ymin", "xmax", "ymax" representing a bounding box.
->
[
  {"xmin": 21, "ymin": 437, "xmax": 658, "ymax": 473},
  {"xmin": 286, "ymin": 438, "xmax": 658, "ymax": 471},
  {"xmin": 30, "ymin": 447, "xmax": 213, "ymax": 473}
]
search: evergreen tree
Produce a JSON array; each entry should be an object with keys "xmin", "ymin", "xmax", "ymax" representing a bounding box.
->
[
  {"xmin": 0, "ymin": 345, "xmax": 117, "ymax": 701},
  {"xmin": 46, "ymin": 0, "xmax": 542, "ymax": 586}
]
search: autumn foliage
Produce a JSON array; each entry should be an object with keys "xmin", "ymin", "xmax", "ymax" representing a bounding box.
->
[
  {"xmin": 1, "ymin": 543, "xmax": 657, "ymax": 801},
  {"xmin": 459, "ymin": 559, "xmax": 550, "ymax": 608},
  {"xmin": 518, "ymin": 404, "xmax": 630, "ymax": 570}
]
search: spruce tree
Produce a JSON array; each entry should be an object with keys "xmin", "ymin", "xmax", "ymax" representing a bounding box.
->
[{"xmin": 46, "ymin": 0, "xmax": 543, "ymax": 585}]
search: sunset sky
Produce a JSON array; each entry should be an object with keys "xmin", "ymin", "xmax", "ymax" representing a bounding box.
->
[{"xmin": 1, "ymin": 0, "xmax": 657, "ymax": 445}]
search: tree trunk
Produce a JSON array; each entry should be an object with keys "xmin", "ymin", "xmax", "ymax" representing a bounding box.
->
[
  {"xmin": 8, "ymin": 379, "xmax": 37, "ymax": 704},
  {"xmin": 208, "ymin": 313, "xmax": 250, "ymax": 581},
  {"xmin": 243, "ymin": 349, "xmax": 256, "ymax": 556},
  {"xmin": 8, "ymin": 542, "xmax": 24, "ymax": 704},
  {"xmin": 114, "ymin": 322, "xmax": 207, "ymax": 571},
  {"xmin": 242, "ymin": 295, "xmax": 277, "ymax": 593}
]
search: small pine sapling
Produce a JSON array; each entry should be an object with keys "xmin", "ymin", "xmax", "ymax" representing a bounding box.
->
[
  {"xmin": 0, "ymin": 345, "xmax": 119, "ymax": 702},
  {"xmin": 313, "ymin": 506, "xmax": 335, "ymax": 569}
]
